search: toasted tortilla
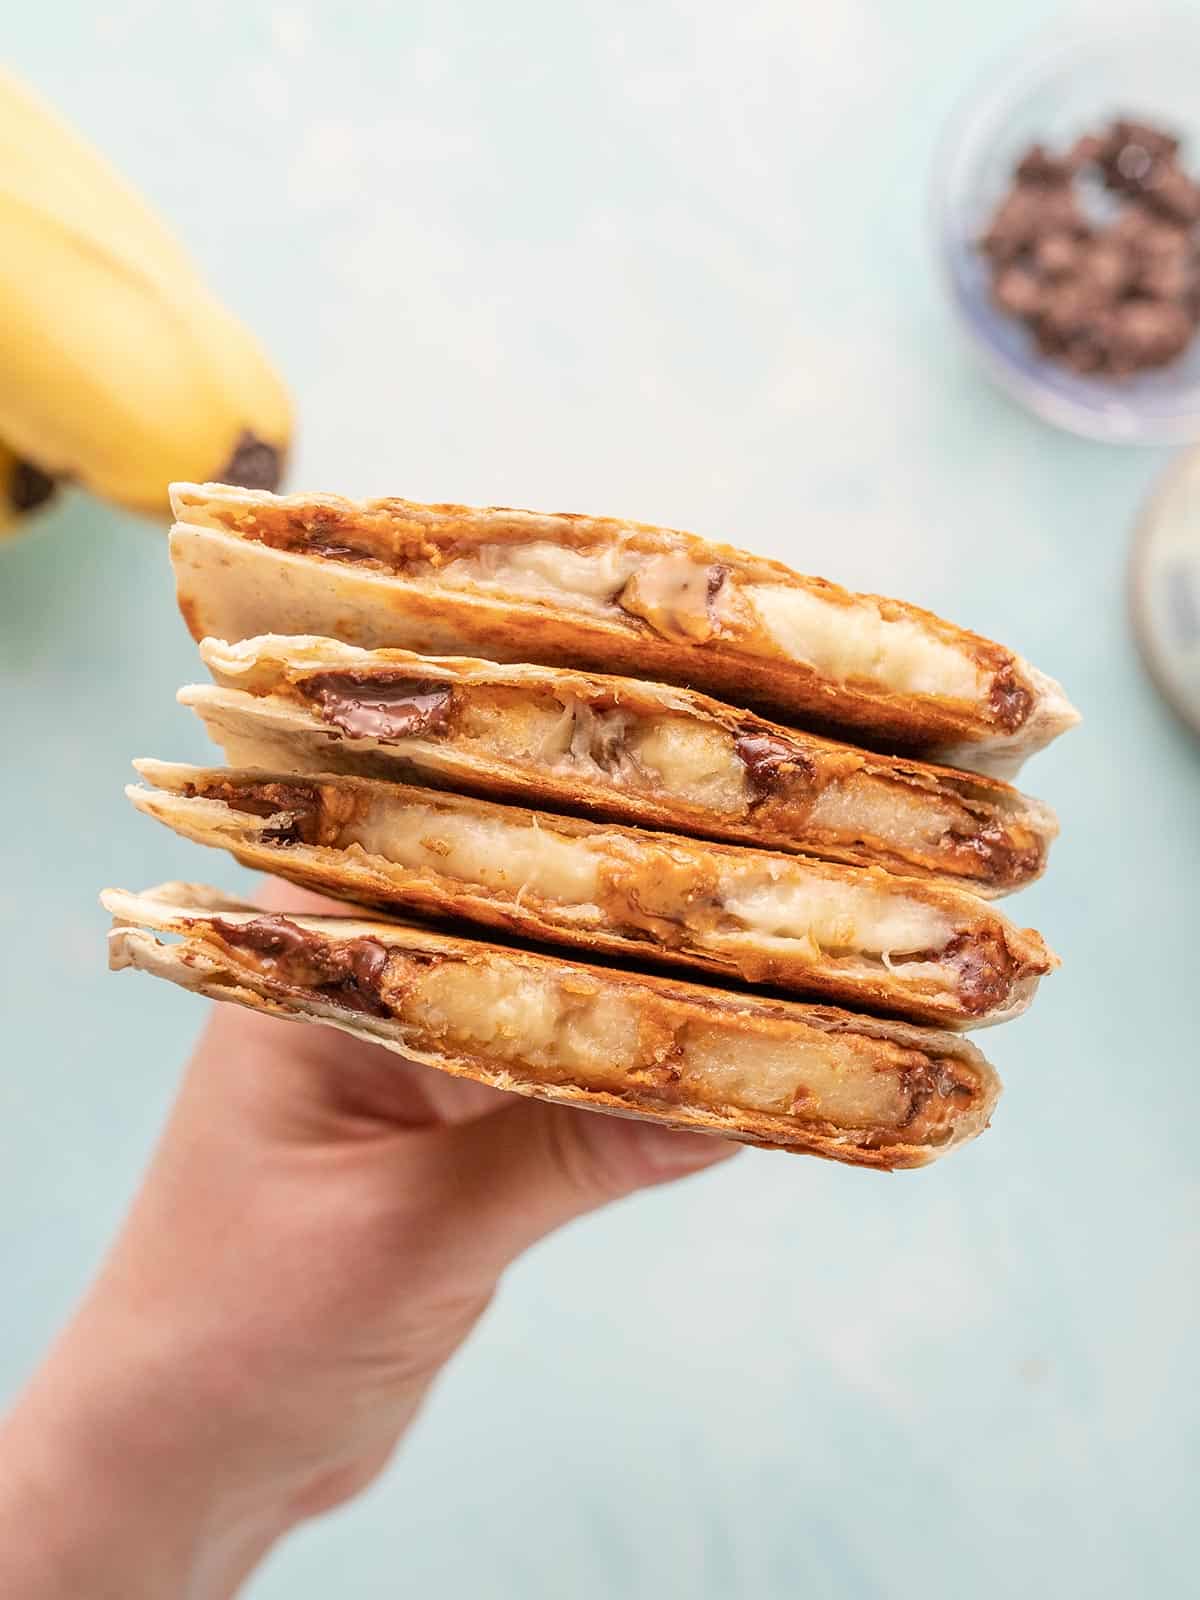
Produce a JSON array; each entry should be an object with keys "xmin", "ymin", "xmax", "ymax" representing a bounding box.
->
[
  {"xmin": 183, "ymin": 634, "xmax": 1058, "ymax": 897},
  {"xmin": 127, "ymin": 761, "xmax": 1057, "ymax": 1029},
  {"xmin": 169, "ymin": 484, "xmax": 1079, "ymax": 777},
  {"xmin": 102, "ymin": 882, "xmax": 1003, "ymax": 1168}
]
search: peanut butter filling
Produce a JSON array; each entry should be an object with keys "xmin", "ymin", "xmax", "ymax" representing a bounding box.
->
[
  {"xmin": 202, "ymin": 913, "xmax": 984, "ymax": 1143},
  {"xmin": 241, "ymin": 666, "xmax": 1050, "ymax": 892},
  {"xmin": 161, "ymin": 773, "xmax": 1048, "ymax": 1019}
]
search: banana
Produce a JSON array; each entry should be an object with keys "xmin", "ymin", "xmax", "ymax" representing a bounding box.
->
[
  {"xmin": 0, "ymin": 437, "xmax": 55, "ymax": 537},
  {"xmin": 0, "ymin": 68, "xmax": 291, "ymax": 517}
]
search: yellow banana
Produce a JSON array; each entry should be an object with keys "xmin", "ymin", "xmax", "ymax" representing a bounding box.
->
[
  {"xmin": 0, "ymin": 68, "xmax": 291, "ymax": 517},
  {"xmin": 0, "ymin": 436, "xmax": 55, "ymax": 537}
]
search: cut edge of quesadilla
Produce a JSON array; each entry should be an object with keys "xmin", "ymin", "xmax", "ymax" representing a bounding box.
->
[
  {"xmin": 102, "ymin": 881, "xmax": 1003, "ymax": 1169},
  {"xmin": 126, "ymin": 761, "xmax": 1058, "ymax": 1030},
  {"xmin": 168, "ymin": 484, "xmax": 1080, "ymax": 775},
  {"xmin": 182, "ymin": 633, "xmax": 1059, "ymax": 896}
]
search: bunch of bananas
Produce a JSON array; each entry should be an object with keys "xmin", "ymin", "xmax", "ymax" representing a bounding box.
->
[{"xmin": 0, "ymin": 68, "xmax": 290, "ymax": 536}]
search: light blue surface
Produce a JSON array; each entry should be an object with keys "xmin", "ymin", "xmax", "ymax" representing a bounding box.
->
[{"xmin": 3, "ymin": 3, "xmax": 1198, "ymax": 1596}]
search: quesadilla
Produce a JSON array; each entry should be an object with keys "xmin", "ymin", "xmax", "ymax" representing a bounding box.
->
[
  {"xmin": 102, "ymin": 882, "xmax": 1003, "ymax": 1169},
  {"xmin": 184, "ymin": 633, "xmax": 1058, "ymax": 896},
  {"xmin": 169, "ymin": 483, "xmax": 1079, "ymax": 777},
  {"xmin": 127, "ymin": 761, "xmax": 1057, "ymax": 1029}
]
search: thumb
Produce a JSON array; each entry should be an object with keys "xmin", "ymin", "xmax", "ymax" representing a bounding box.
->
[{"xmin": 412, "ymin": 1097, "xmax": 739, "ymax": 1282}]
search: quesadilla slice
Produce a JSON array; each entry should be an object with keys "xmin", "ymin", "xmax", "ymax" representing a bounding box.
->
[
  {"xmin": 185, "ymin": 633, "xmax": 1058, "ymax": 896},
  {"xmin": 127, "ymin": 761, "xmax": 1057, "ymax": 1029},
  {"xmin": 102, "ymin": 882, "xmax": 1002, "ymax": 1169},
  {"xmin": 169, "ymin": 483, "xmax": 1079, "ymax": 777}
]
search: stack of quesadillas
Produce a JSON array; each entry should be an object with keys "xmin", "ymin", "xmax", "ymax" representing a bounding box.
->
[{"xmin": 104, "ymin": 485, "xmax": 1078, "ymax": 1170}]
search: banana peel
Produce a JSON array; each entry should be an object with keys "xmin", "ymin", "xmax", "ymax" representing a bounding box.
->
[
  {"xmin": 0, "ymin": 437, "xmax": 56, "ymax": 537},
  {"xmin": 0, "ymin": 68, "xmax": 291, "ymax": 521}
]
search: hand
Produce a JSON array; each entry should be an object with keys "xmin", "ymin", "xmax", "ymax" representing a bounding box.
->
[{"xmin": 0, "ymin": 882, "xmax": 736, "ymax": 1600}]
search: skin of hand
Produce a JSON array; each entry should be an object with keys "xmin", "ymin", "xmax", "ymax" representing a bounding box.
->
[{"xmin": 0, "ymin": 882, "xmax": 736, "ymax": 1600}]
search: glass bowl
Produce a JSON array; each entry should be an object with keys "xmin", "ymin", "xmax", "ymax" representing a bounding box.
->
[
  {"xmin": 1129, "ymin": 446, "xmax": 1200, "ymax": 737},
  {"xmin": 933, "ymin": 13, "xmax": 1200, "ymax": 443}
]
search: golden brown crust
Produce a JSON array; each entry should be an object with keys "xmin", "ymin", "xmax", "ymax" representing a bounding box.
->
[
  {"xmin": 127, "ymin": 761, "xmax": 1057, "ymax": 1029},
  {"xmin": 189, "ymin": 635, "xmax": 1059, "ymax": 895},
  {"xmin": 169, "ymin": 485, "xmax": 1079, "ymax": 775},
  {"xmin": 102, "ymin": 883, "xmax": 1002, "ymax": 1169}
]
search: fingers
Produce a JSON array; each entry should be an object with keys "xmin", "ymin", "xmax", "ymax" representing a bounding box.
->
[
  {"xmin": 407, "ymin": 1097, "xmax": 739, "ymax": 1284},
  {"xmin": 254, "ymin": 874, "xmax": 362, "ymax": 919}
]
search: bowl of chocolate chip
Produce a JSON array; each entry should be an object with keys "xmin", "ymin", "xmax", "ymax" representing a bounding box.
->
[{"xmin": 935, "ymin": 19, "xmax": 1200, "ymax": 442}]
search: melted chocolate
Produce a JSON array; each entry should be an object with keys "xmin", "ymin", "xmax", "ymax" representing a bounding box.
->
[
  {"xmin": 299, "ymin": 672, "xmax": 454, "ymax": 741},
  {"xmin": 941, "ymin": 930, "xmax": 1018, "ymax": 1015},
  {"xmin": 987, "ymin": 665, "xmax": 1033, "ymax": 732},
  {"xmin": 241, "ymin": 509, "xmax": 379, "ymax": 565},
  {"xmin": 734, "ymin": 730, "xmax": 816, "ymax": 795},
  {"xmin": 211, "ymin": 915, "xmax": 392, "ymax": 1016},
  {"xmin": 184, "ymin": 779, "xmax": 323, "ymax": 846},
  {"xmin": 306, "ymin": 541, "xmax": 378, "ymax": 563},
  {"xmin": 950, "ymin": 818, "xmax": 1044, "ymax": 888},
  {"xmin": 896, "ymin": 1059, "xmax": 972, "ymax": 1129}
]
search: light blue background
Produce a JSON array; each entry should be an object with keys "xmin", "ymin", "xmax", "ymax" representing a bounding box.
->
[{"xmin": 3, "ymin": 3, "xmax": 1198, "ymax": 1596}]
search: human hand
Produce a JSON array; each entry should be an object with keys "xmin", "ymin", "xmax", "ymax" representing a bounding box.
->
[{"xmin": 0, "ymin": 881, "xmax": 736, "ymax": 1599}]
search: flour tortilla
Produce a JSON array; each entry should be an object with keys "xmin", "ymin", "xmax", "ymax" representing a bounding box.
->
[
  {"xmin": 102, "ymin": 881, "xmax": 1003, "ymax": 1169},
  {"xmin": 169, "ymin": 483, "xmax": 1079, "ymax": 777},
  {"xmin": 126, "ymin": 760, "xmax": 1058, "ymax": 1030},
  {"xmin": 181, "ymin": 633, "xmax": 1059, "ymax": 896}
]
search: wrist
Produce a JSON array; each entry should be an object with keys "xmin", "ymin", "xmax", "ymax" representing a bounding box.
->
[{"xmin": 0, "ymin": 1303, "xmax": 291, "ymax": 1600}]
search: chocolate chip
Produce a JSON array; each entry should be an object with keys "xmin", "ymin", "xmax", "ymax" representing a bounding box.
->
[
  {"xmin": 1112, "ymin": 299, "xmax": 1193, "ymax": 367},
  {"xmin": 1138, "ymin": 256, "xmax": 1191, "ymax": 301},
  {"xmin": 1033, "ymin": 231, "xmax": 1081, "ymax": 279},
  {"xmin": 1016, "ymin": 144, "xmax": 1072, "ymax": 186},
  {"xmin": 993, "ymin": 266, "xmax": 1043, "ymax": 316},
  {"xmin": 1112, "ymin": 120, "xmax": 1179, "ymax": 162},
  {"xmin": 1077, "ymin": 239, "xmax": 1131, "ymax": 297},
  {"xmin": 1066, "ymin": 132, "xmax": 1105, "ymax": 170},
  {"xmin": 979, "ymin": 116, "xmax": 1200, "ymax": 379},
  {"xmin": 1145, "ymin": 165, "xmax": 1200, "ymax": 225}
]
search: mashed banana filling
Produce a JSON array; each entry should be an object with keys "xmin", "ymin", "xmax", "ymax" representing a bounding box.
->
[
  {"xmin": 233, "ymin": 513, "xmax": 1024, "ymax": 720},
  {"xmin": 172, "ymin": 774, "xmax": 1040, "ymax": 1017},
  {"xmin": 202, "ymin": 913, "xmax": 982, "ymax": 1137},
  {"xmin": 745, "ymin": 584, "xmax": 986, "ymax": 703},
  {"xmin": 257, "ymin": 671, "xmax": 1046, "ymax": 891}
]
